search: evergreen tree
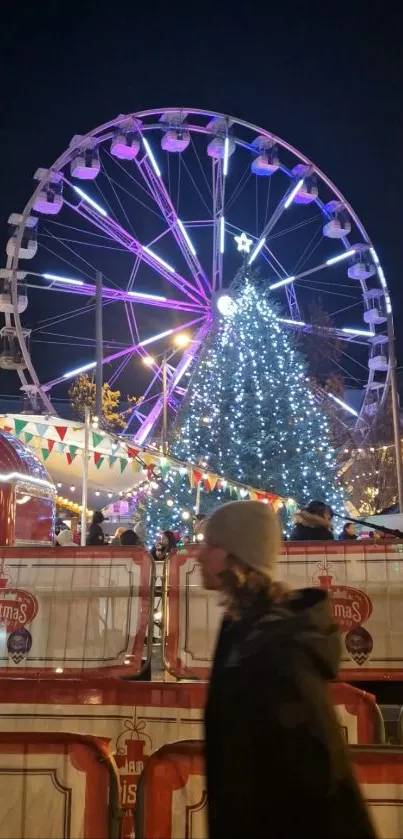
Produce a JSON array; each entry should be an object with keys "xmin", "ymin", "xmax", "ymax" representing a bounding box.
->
[{"xmin": 144, "ymin": 271, "xmax": 344, "ymax": 544}]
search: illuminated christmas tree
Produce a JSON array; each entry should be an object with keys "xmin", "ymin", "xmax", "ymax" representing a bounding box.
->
[{"xmin": 144, "ymin": 270, "xmax": 344, "ymax": 544}]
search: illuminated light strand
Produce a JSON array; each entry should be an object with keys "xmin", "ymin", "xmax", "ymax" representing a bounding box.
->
[
  {"xmin": 269, "ymin": 275, "xmax": 295, "ymax": 291},
  {"xmin": 248, "ymin": 237, "xmax": 265, "ymax": 265},
  {"xmin": 220, "ymin": 216, "xmax": 225, "ymax": 254},
  {"xmin": 0, "ymin": 472, "xmax": 55, "ymax": 490},
  {"xmin": 223, "ymin": 137, "xmax": 229, "ymax": 177},
  {"xmin": 143, "ymin": 136, "xmax": 161, "ymax": 177},
  {"xmin": 63, "ymin": 361, "xmax": 96, "ymax": 379},
  {"xmin": 43, "ymin": 273, "xmax": 84, "ymax": 287},
  {"xmin": 328, "ymin": 393, "xmax": 359, "ymax": 417},
  {"xmin": 128, "ymin": 290, "xmax": 167, "ymax": 301},
  {"xmin": 177, "ymin": 219, "xmax": 197, "ymax": 256},
  {"xmin": 73, "ymin": 186, "xmax": 107, "ymax": 217},
  {"xmin": 139, "ymin": 328, "xmax": 174, "ymax": 347},
  {"xmin": 326, "ymin": 248, "xmax": 356, "ymax": 266},
  {"xmin": 142, "ymin": 245, "xmax": 174, "ymax": 273},
  {"xmin": 284, "ymin": 178, "xmax": 304, "ymax": 209},
  {"xmin": 369, "ymin": 247, "xmax": 392, "ymax": 313},
  {"xmin": 342, "ymin": 327, "xmax": 373, "ymax": 337}
]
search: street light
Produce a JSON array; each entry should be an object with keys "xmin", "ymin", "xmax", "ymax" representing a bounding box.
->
[
  {"xmin": 173, "ymin": 332, "xmax": 191, "ymax": 348},
  {"xmin": 142, "ymin": 332, "xmax": 193, "ymax": 454}
]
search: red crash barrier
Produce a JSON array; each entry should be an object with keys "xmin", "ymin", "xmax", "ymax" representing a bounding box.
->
[
  {"xmin": 164, "ymin": 541, "xmax": 403, "ymax": 680},
  {"xmin": 136, "ymin": 740, "xmax": 206, "ymax": 839},
  {"xmin": 0, "ymin": 679, "xmax": 385, "ymax": 838},
  {"xmin": 136, "ymin": 741, "xmax": 403, "ymax": 839},
  {"xmin": 0, "ymin": 546, "xmax": 153, "ymax": 677},
  {"xmin": 331, "ymin": 681, "xmax": 385, "ymax": 744},
  {"xmin": 352, "ymin": 746, "xmax": 403, "ymax": 838},
  {"xmin": 0, "ymin": 678, "xmax": 208, "ymax": 839},
  {"xmin": 0, "ymin": 731, "xmax": 121, "ymax": 839}
]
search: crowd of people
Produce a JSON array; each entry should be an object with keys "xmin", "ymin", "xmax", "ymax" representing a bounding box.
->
[
  {"xmin": 290, "ymin": 499, "xmax": 385, "ymax": 542},
  {"xmin": 56, "ymin": 500, "xmax": 385, "ymax": 550}
]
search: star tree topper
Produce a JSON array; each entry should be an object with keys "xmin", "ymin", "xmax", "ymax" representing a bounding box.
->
[{"xmin": 234, "ymin": 231, "xmax": 253, "ymax": 254}]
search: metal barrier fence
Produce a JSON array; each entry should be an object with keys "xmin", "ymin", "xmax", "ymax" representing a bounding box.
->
[
  {"xmin": 0, "ymin": 546, "xmax": 154, "ymax": 677},
  {"xmin": 0, "ymin": 731, "xmax": 122, "ymax": 839},
  {"xmin": 163, "ymin": 542, "xmax": 403, "ymax": 680},
  {"xmin": 136, "ymin": 740, "xmax": 403, "ymax": 839},
  {"xmin": 1, "ymin": 541, "xmax": 403, "ymax": 680}
]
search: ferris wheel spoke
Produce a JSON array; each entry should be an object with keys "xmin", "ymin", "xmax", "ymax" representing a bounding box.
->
[
  {"xmin": 62, "ymin": 191, "xmax": 208, "ymax": 306},
  {"xmin": 247, "ymin": 179, "xmax": 307, "ymax": 265},
  {"xmin": 212, "ymin": 158, "xmax": 225, "ymax": 293},
  {"xmin": 42, "ymin": 315, "xmax": 206, "ymax": 391},
  {"xmin": 267, "ymin": 245, "xmax": 369, "ymax": 292},
  {"xmin": 134, "ymin": 135, "xmax": 212, "ymax": 298},
  {"xmin": 278, "ymin": 318, "xmax": 374, "ymax": 345},
  {"xmin": 134, "ymin": 317, "xmax": 213, "ymax": 445},
  {"xmin": 24, "ymin": 271, "xmax": 204, "ymax": 313}
]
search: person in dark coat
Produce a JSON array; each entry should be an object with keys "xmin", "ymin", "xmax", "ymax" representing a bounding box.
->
[
  {"xmin": 86, "ymin": 510, "xmax": 106, "ymax": 546},
  {"xmin": 120, "ymin": 529, "xmax": 140, "ymax": 546},
  {"xmin": 339, "ymin": 522, "xmax": 358, "ymax": 541},
  {"xmin": 290, "ymin": 499, "xmax": 334, "ymax": 541},
  {"xmin": 199, "ymin": 500, "xmax": 376, "ymax": 839}
]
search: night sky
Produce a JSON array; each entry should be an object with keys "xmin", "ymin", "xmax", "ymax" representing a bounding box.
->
[{"xmin": 1, "ymin": 1, "xmax": 402, "ymax": 401}]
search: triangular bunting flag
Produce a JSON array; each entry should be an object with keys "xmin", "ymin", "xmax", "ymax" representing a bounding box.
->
[
  {"xmin": 24, "ymin": 432, "xmax": 34, "ymax": 445},
  {"xmin": 47, "ymin": 439, "xmax": 55, "ymax": 453},
  {"xmin": 109, "ymin": 455, "xmax": 117, "ymax": 468},
  {"xmin": 55, "ymin": 426, "xmax": 68, "ymax": 441},
  {"xmin": 41, "ymin": 448, "xmax": 50, "ymax": 461},
  {"xmin": 56, "ymin": 442, "xmax": 64, "ymax": 454},
  {"xmin": 95, "ymin": 456, "xmax": 104, "ymax": 470},
  {"xmin": 192, "ymin": 469, "xmax": 203, "ymax": 486},
  {"xmin": 14, "ymin": 419, "xmax": 28, "ymax": 436},
  {"xmin": 35, "ymin": 423, "xmax": 48, "ymax": 438},
  {"xmin": 94, "ymin": 452, "xmax": 102, "ymax": 465},
  {"xmin": 141, "ymin": 452, "xmax": 156, "ymax": 467},
  {"xmin": 120, "ymin": 458, "xmax": 128, "ymax": 474},
  {"xmin": 132, "ymin": 460, "xmax": 142, "ymax": 473},
  {"xmin": 92, "ymin": 432, "xmax": 103, "ymax": 449},
  {"xmin": 3, "ymin": 426, "xmax": 13, "ymax": 433},
  {"xmin": 30, "ymin": 435, "xmax": 41, "ymax": 448},
  {"xmin": 126, "ymin": 446, "xmax": 139, "ymax": 459},
  {"xmin": 69, "ymin": 445, "xmax": 78, "ymax": 459},
  {"xmin": 66, "ymin": 453, "xmax": 74, "ymax": 466},
  {"xmin": 204, "ymin": 474, "xmax": 218, "ymax": 492}
]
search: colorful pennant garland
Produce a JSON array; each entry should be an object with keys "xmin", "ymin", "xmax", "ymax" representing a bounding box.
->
[{"xmin": 92, "ymin": 431, "xmax": 103, "ymax": 449}]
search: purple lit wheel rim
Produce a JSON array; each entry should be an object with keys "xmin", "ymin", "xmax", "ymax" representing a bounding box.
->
[{"xmin": 4, "ymin": 107, "xmax": 391, "ymax": 440}]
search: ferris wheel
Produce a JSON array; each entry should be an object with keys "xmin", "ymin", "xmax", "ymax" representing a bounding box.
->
[{"xmin": 0, "ymin": 107, "xmax": 393, "ymax": 443}]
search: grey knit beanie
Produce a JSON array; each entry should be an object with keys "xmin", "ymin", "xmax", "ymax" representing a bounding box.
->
[{"xmin": 204, "ymin": 500, "xmax": 282, "ymax": 578}]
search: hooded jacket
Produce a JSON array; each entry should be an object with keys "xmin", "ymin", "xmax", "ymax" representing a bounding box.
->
[
  {"xmin": 290, "ymin": 509, "xmax": 334, "ymax": 541},
  {"xmin": 205, "ymin": 588, "xmax": 376, "ymax": 839}
]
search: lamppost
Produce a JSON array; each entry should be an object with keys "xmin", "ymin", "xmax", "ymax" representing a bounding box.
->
[{"xmin": 143, "ymin": 332, "xmax": 192, "ymax": 455}]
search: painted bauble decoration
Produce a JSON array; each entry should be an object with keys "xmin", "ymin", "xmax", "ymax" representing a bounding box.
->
[
  {"xmin": 7, "ymin": 627, "xmax": 32, "ymax": 664},
  {"xmin": 345, "ymin": 626, "xmax": 373, "ymax": 666}
]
